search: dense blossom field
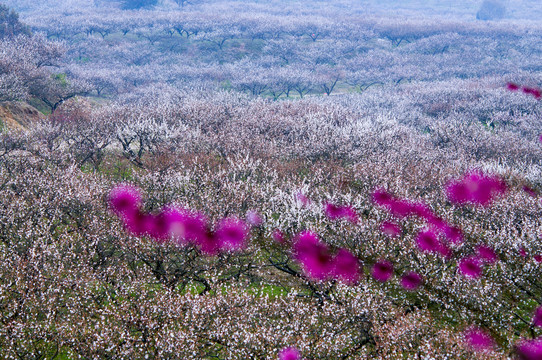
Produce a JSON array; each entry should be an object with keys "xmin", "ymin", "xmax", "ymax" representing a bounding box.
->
[{"xmin": 1, "ymin": 0, "xmax": 542, "ymax": 359}]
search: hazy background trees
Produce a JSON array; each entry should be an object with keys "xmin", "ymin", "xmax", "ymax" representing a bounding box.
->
[{"xmin": 477, "ymin": 0, "xmax": 507, "ymax": 20}]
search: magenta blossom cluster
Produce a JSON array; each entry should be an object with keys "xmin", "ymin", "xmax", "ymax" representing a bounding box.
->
[
  {"xmin": 507, "ymin": 82, "xmax": 542, "ymax": 99},
  {"xmin": 458, "ymin": 245, "xmax": 498, "ymax": 278},
  {"xmin": 371, "ymin": 260, "xmax": 393, "ymax": 282},
  {"xmin": 516, "ymin": 337, "xmax": 542, "ymax": 360},
  {"xmin": 446, "ymin": 172, "xmax": 507, "ymax": 207},
  {"xmin": 293, "ymin": 231, "xmax": 360, "ymax": 284},
  {"xmin": 400, "ymin": 271, "xmax": 422, "ymax": 290},
  {"xmin": 511, "ymin": 308, "xmax": 542, "ymax": 359},
  {"xmin": 371, "ymin": 261, "xmax": 422, "ymax": 290},
  {"xmin": 415, "ymin": 229, "xmax": 451, "ymax": 258},
  {"xmin": 464, "ymin": 327, "xmax": 495, "ymax": 351},
  {"xmin": 532, "ymin": 306, "xmax": 542, "ymax": 328},
  {"xmin": 272, "ymin": 229, "xmax": 286, "ymax": 244},
  {"xmin": 109, "ymin": 184, "xmax": 249, "ymax": 255},
  {"xmin": 279, "ymin": 347, "xmax": 301, "ymax": 360},
  {"xmin": 372, "ymin": 188, "xmax": 463, "ymax": 258},
  {"xmin": 523, "ymin": 185, "xmax": 538, "ymax": 197},
  {"xmin": 380, "ymin": 220, "xmax": 401, "ymax": 238},
  {"xmin": 296, "ymin": 191, "xmax": 310, "ymax": 207},
  {"xmin": 323, "ymin": 202, "xmax": 358, "ymax": 223},
  {"xmin": 458, "ymin": 257, "xmax": 482, "ymax": 278}
]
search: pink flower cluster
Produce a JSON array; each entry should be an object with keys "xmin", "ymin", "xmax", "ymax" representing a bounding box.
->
[
  {"xmin": 296, "ymin": 191, "xmax": 310, "ymax": 207},
  {"xmin": 532, "ymin": 306, "xmax": 542, "ymax": 328},
  {"xmin": 371, "ymin": 260, "xmax": 422, "ymax": 290},
  {"xmin": 458, "ymin": 245, "xmax": 498, "ymax": 278},
  {"xmin": 372, "ymin": 185, "xmax": 501, "ymax": 280},
  {"xmin": 516, "ymin": 338, "xmax": 542, "ymax": 359},
  {"xmin": 380, "ymin": 220, "xmax": 401, "ymax": 238},
  {"xmin": 523, "ymin": 185, "xmax": 538, "ymax": 197},
  {"xmin": 464, "ymin": 327, "xmax": 495, "ymax": 351},
  {"xmin": 294, "ymin": 231, "xmax": 360, "ymax": 284},
  {"xmin": 507, "ymin": 82, "xmax": 542, "ymax": 99},
  {"xmin": 323, "ymin": 202, "xmax": 358, "ymax": 223},
  {"xmin": 507, "ymin": 307, "xmax": 542, "ymax": 359},
  {"xmin": 371, "ymin": 260, "xmax": 393, "ymax": 282},
  {"xmin": 279, "ymin": 347, "xmax": 301, "ymax": 360},
  {"xmin": 372, "ymin": 188, "xmax": 463, "ymax": 258},
  {"xmin": 109, "ymin": 184, "xmax": 249, "ymax": 255},
  {"xmin": 446, "ymin": 172, "xmax": 507, "ymax": 207}
]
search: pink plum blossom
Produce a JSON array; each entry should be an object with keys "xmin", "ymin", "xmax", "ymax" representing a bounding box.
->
[
  {"xmin": 523, "ymin": 186, "xmax": 538, "ymax": 197},
  {"xmin": 279, "ymin": 347, "xmax": 300, "ymax": 360},
  {"xmin": 294, "ymin": 231, "xmax": 333, "ymax": 280},
  {"xmin": 197, "ymin": 231, "xmax": 221, "ymax": 256},
  {"xmin": 215, "ymin": 218, "xmax": 249, "ymax": 251},
  {"xmin": 412, "ymin": 203, "xmax": 434, "ymax": 219},
  {"xmin": 477, "ymin": 245, "xmax": 498, "ymax": 264},
  {"xmin": 387, "ymin": 199, "xmax": 417, "ymax": 219},
  {"xmin": 401, "ymin": 272, "xmax": 422, "ymax": 291},
  {"xmin": 145, "ymin": 212, "xmax": 172, "ymax": 242},
  {"xmin": 506, "ymin": 82, "xmax": 520, "ymax": 91},
  {"xmin": 416, "ymin": 229, "xmax": 441, "ymax": 253},
  {"xmin": 380, "ymin": 221, "xmax": 401, "ymax": 238},
  {"xmin": 109, "ymin": 184, "xmax": 141, "ymax": 217},
  {"xmin": 372, "ymin": 260, "xmax": 393, "ymax": 282},
  {"xmin": 296, "ymin": 191, "xmax": 310, "ymax": 207},
  {"xmin": 522, "ymin": 86, "xmax": 542, "ymax": 99},
  {"xmin": 437, "ymin": 243, "xmax": 452, "ymax": 259},
  {"xmin": 459, "ymin": 257, "xmax": 482, "ymax": 278},
  {"xmin": 246, "ymin": 210, "xmax": 263, "ymax": 226},
  {"xmin": 123, "ymin": 210, "xmax": 153, "ymax": 237},
  {"xmin": 331, "ymin": 248, "xmax": 361, "ymax": 285},
  {"xmin": 324, "ymin": 202, "xmax": 358, "ymax": 223},
  {"xmin": 464, "ymin": 327, "xmax": 494, "ymax": 351},
  {"xmin": 164, "ymin": 207, "xmax": 208, "ymax": 245},
  {"xmin": 533, "ymin": 306, "xmax": 542, "ymax": 328},
  {"xmin": 372, "ymin": 188, "xmax": 394, "ymax": 207},
  {"xmin": 442, "ymin": 225, "xmax": 463, "ymax": 243},
  {"xmin": 516, "ymin": 337, "xmax": 542, "ymax": 359},
  {"xmin": 272, "ymin": 229, "xmax": 285, "ymax": 244},
  {"xmin": 446, "ymin": 172, "xmax": 507, "ymax": 206}
]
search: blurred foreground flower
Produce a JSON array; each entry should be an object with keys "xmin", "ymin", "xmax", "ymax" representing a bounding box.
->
[
  {"xmin": 324, "ymin": 202, "xmax": 358, "ymax": 223},
  {"xmin": 401, "ymin": 272, "xmax": 422, "ymax": 291},
  {"xmin": 416, "ymin": 229, "xmax": 441, "ymax": 253},
  {"xmin": 476, "ymin": 245, "xmax": 498, "ymax": 264},
  {"xmin": 458, "ymin": 257, "xmax": 482, "ymax": 278},
  {"xmin": 380, "ymin": 221, "xmax": 401, "ymax": 238},
  {"xmin": 464, "ymin": 327, "xmax": 494, "ymax": 351},
  {"xmin": 279, "ymin": 347, "xmax": 300, "ymax": 360},
  {"xmin": 214, "ymin": 217, "xmax": 249, "ymax": 251},
  {"xmin": 532, "ymin": 306, "xmax": 542, "ymax": 328},
  {"xmin": 372, "ymin": 260, "xmax": 393, "ymax": 282},
  {"xmin": 331, "ymin": 248, "xmax": 361, "ymax": 285},
  {"xmin": 516, "ymin": 337, "xmax": 542, "ymax": 360},
  {"xmin": 506, "ymin": 82, "xmax": 542, "ymax": 99},
  {"xmin": 109, "ymin": 183, "xmax": 141, "ymax": 217},
  {"xmin": 110, "ymin": 185, "xmax": 249, "ymax": 255},
  {"xmin": 446, "ymin": 172, "xmax": 507, "ymax": 206},
  {"xmin": 294, "ymin": 231, "xmax": 333, "ymax": 280}
]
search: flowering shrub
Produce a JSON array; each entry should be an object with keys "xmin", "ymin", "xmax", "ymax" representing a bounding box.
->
[{"xmin": 1, "ymin": 2, "xmax": 542, "ymax": 356}]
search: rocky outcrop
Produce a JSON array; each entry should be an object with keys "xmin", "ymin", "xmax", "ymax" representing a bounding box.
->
[{"xmin": 0, "ymin": 101, "xmax": 43, "ymax": 131}]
